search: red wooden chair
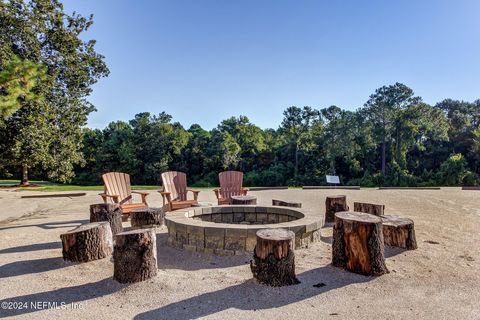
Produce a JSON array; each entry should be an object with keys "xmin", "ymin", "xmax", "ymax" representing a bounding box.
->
[
  {"xmin": 214, "ymin": 171, "xmax": 249, "ymax": 205},
  {"xmin": 160, "ymin": 171, "xmax": 199, "ymax": 211},
  {"xmin": 99, "ymin": 172, "xmax": 149, "ymax": 215}
]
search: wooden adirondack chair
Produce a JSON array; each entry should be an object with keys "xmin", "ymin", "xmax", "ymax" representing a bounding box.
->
[
  {"xmin": 214, "ymin": 171, "xmax": 249, "ymax": 205},
  {"xmin": 99, "ymin": 172, "xmax": 149, "ymax": 215},
  {"xmin": 160, "ymin": 171, "xmax": 199, "ymax": 211}
]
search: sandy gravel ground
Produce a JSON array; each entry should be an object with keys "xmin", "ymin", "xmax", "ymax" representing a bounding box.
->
[{"xmin": 0, "ymin": 188, "xmax": 479, "ymax": 320}]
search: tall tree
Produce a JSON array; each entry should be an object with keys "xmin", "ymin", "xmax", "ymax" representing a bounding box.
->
[
  {"xmin": 363, "ymin": 83, "xmax": 421, "ymax": 175},
  {"xmin": 0, "ymin": 0, "xmax": 109, "ymax": 184}
]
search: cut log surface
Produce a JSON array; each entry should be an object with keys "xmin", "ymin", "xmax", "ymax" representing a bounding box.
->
[
  {"xmin": 272, "ymin": 199, "xmax": 302, "ymax": 208},
  {"xmin": 332, "ymin": 211, "xmax": 388, "ymax": 276},
  {"xmin": 353, "ymin": 202, "xmax": 385, "ymax": 216},
  {"xmin": 231, "ymin": 195, "xmax": 257, "ymax": 205},
  {"xmin": 325, "ymin": 195, "xmax": 349, "ymax": 223},
  {"xmin": 381, "ymin": 215, "xmax": 417, "ymax": 250},
  {"xmin": 250, "ymin": 229, "xmax": 300, "ymax": 286},
  {"xmin": 130, "ymin": 207, "xmax": 165, "ymax": 228},
  {"xmin": 113, "ymin": 228, "xmax": 157, "ymax": 283},
  {"xmin": 60, "ymin": 222, "xmax": 113, "ymax": 263},
  {"xmin": 89, "ymin": 203, "xmax": 123, "ymax": 236}
]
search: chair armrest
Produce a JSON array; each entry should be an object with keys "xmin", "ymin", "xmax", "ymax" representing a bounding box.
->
[
  {"xmin": 132, "ymin": 191, "xmax": 149, "ymax": 204},
  {"xmin": 158, "ymin": 191, "xmax": 172, "ymax": 206},
  {"xmin": 99, "ymin": 193, "xmax": 120, "ymax": 203},
  {"xmin": 213, "ymin": 188, "xmax": 221, "ymax": 199},
  {"xmin": 187, "ymin": 189, "xmax": 200, "ymax": 200},
  {"xmin": 241, "ymin": 187, "xmax": 249, "ymax": 195}
]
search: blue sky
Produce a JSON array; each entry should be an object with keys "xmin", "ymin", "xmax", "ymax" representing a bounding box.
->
[{"xmin": 63, "ymin": 0, "xmax": 480, "ymax": 130}]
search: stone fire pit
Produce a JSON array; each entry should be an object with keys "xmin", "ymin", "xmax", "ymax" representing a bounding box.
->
[{"xmin": 165, "ymin": 205, "xmax": 322, "ymax": 255}]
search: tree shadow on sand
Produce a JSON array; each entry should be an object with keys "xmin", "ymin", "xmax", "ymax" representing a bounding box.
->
[
  {"xmin": 134, "ymin": 265, "xmax": 374, "ymax": 320},
  {"xmin": 0, "ymin": 257, "xmax": 69, "ymax": 278},
  {"xmin": 0, "ymin": 278, "xmax": 124, "ymax": 318},
  {"xmin": 155, "ymin": 233, "xmax": 250, "ymax": 271},
  {"xmin": 0, "ymin": 219, "xmax": 88, "ymax": 231},
  {"xmin": 0, "ymin": 241, "xmax": 62, "ymax": 254}
]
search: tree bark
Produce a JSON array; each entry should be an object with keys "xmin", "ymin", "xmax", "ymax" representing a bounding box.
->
[
  {"xmin": 231, "ymin": 195, "xmax": 257, "ymax": 205},
  {"xmin": 381, "ymin": 215, "xmax": 417, "ymax": 250},
  {"xmin": 332, "ymin": 211, "xmax": 388, "ymax": 276},
  {"xmin": 113, "ymin": 228, "xmax": 158, "ymax": 283},
  {"xmin": 381, "ymin": 137, "xmax": 386, "ymax": 175},
  {"xmin": 250, "ymin": 229, "xmax": 299, "ymax": 286},
  {"xmin": 130, "ymin": 208, "xmax": 164, "ymax": 228},
  {"xmin": 60, "ymin": 222, "xmax": 113, "ymax": 263},
  {"xmin": 353, "ymin": 202, "xmax": 385, "ymax": 216},
  {"xmin": 272, "ymin": 199, "xmax": 302, "ymax": 208},
  {"xmin": 89, "ymin": 203, "xmax": 124, "ymax": 237},
  {"xmin": 21, "ymin": 163, "xmax": 29, "ymax": 186},
  {"xmin": 325, "ymin": 195, "xmax": 349, "ymax": 223}
]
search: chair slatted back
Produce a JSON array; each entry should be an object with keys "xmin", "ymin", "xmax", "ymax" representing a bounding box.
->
[
  {"xmin": 161, "ymin": 171, "xmax": 188, "ymax": 201},
  {"xmin": 102, "ymin": 172, "xmax": 132, "ymax": 204},
  {"xmin": 219, "ymin": 171, "xmax": 244, "ymax": 200}
]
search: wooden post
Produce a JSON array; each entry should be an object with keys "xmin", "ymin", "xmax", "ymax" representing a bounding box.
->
[
  {"xmin": 113, "ymin": 228, "xmax": 158, "ymax": 283},
  {"xmin": 381, "ymin": 215, "xmax": 417, "ymax": 250},
  {"xmin": 332, "ymin": 211, "xmax": 388, "ymax": 276},
  {"xmin": 325, "ymin": 195, "xmax": 348, "ymax": 223},
  {"xmin": 272, "ymin": 199, "xmax": 302, "ymax": 208},
  {"xmin": 60, "ymin": 222, "xmax": 113, "ymax": 263},
  {"xmin": 250, "ymin": 229, "xmax": 300, "ymax": 286},
  {"xmin": 131, "ymin": 208, "xmax": 165, "ymax": 228},
  {"xmin": 90, "ymin": 203, "xmax": 123, "ymax": 236},
  {"xmin": 353, "ymin": 202, "xmax": 385, "ymax": 216}
]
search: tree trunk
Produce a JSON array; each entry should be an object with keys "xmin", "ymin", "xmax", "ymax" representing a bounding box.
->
[
  {"xmin": 294, "ymin": 142, "xmax": 299, "ymax": 181},
  {"xmin": 272, "ymin": 199, "xmax": 302, "ymax": 208},
  {"xmin": 353, "ymin": 202, "xmax": 385, "ymax": 216},
  {"xmin": 113, "ymin": 228, "xmax": 158, "ymax": 283},
  {"xmin": 381, "ymin": 137, "xmax": 386, "ymax": 175},
  {"xmin": 332, "ymin": 211, "xmax": 388, "ymax": 276},
  {"xmin": 60, "ymin": 222, "xmax": 113, "ymax": 263},
  {"xmin": 21, "ymin": 163, "xmax": 29, "ymax": 186},
  {"xmin": 381, "ymin": 215, "xmax": 417, "ymax": 250},
  {"xmin": 325, "ymin": 195, "xmax": 349, "ymax": 223},
  {"xmin": 130, "ymin": 208, "xmax": 165, "ymax": 228},
  {"xmin": 250, "ymin": 229, "xmax": 299, "ymax": 286},
  {"xmin": 89, "ymin": 203, "xmax": 124, "ymax": 237}
]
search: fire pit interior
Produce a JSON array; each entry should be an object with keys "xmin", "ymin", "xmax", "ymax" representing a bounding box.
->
[{"xmin": 165, "ymin": 205, "xmax": 322, "ymax": 256}]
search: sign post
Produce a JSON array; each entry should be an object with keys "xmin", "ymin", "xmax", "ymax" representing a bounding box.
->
[{"xmin": 326, "ymin": 175, "xmax": 340, "ymax": 188}]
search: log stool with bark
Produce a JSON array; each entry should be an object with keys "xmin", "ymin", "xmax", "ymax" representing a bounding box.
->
[
  {"xmin": 332, "ymin": 211, "xmax": 388, "ymax": 276},
  {"xmin": 60, "ymin": 222, "xmax": 113, "ymax": 263},
  {"xmin": 250, "ymin": 228, "xmax": 300, "ymax": 286},
  {"xmin": 353, "ymin": 202, "xmax": 385, "ymax": 216},
  {"xmin": 231, "ymin": 195, "xmax": 257, "ymax": 205},
  {"xmin": 381, "ymin": 215, "xmax": 417, "ymax": 250},
  {"xmin": 113, "ymin": 228, "xmax": 158, "ymax": 283},
  {"xmin": 130, "ymin": 207, "xmax": 165, "ymax": 228},
  {"xmin": 90, "ymin": 203, "xmax": 123, "ymax": 236},
  {"xmin": 325, "ymin": 195, "xmax": 349, "ymax": 223},
  {"xmin": 272, "ymin": 199, "xmax": 302, "ymax": 208}
]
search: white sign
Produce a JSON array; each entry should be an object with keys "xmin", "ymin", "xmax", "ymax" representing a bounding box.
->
[{"xmin": 326, "ymin": 175, "xmax": 340, "ymax": 184}]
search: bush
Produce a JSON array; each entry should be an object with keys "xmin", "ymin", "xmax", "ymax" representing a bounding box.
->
[{"xmin": 437, "ymin": 153, "xmax": 467, "ymax": 186}]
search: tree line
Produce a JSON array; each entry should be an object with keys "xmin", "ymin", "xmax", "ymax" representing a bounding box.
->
[
  {"xmin": 1, "ymin": 0, "xmax": 479, "ymax": 187},
  {"xmin": 73, "ymin": 85, "xmax": 480, "ymax": 187}
]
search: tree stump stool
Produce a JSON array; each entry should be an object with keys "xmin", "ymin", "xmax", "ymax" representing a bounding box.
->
[
  {"xmin": 250, "ymin": 228, "xmax": 300, "ymax": 286},
  {"xmin": 381, "ymin": 215, "xmax": 417, "ymax": 250},
  {"xmin": 90, "ymin": 203, "xmax": 123, "ymax": 236},
  {"xmin": 332, "ymin": 211, "xmax": 388, "ymax": 276},
  {"xmin": 113, "ymin": 228, "xmax": 158, "ymax": 283},
  {"xmin": 353, "ymin": 202, "xmax": 385, "ymax": 216},
  {"xmin": 325, "ymin": 195, "xmax": 349, "ymax": 223},
  {"xmin": 272, "ymin": 199, "xmax": 302, "ymax": 208},
  {"xmin": 130, "ymin": 207, "xmax": 165, "ymax": 228},
  {"xmin": 231, "ymin": 195, "xmax": 257, "ymax": 205},
  {"xmin": 60, "ymin": 222, "xmax": 113, "ymax": 263}
]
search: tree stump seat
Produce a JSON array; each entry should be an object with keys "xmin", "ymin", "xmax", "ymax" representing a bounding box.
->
[
  {"xmin": 231, "ymin": 195, "xmax": 257, "ymax": 205},
  {"xmin": 325, "ymin": 195, "xmax": 349, "ymax": 223},
  {"xmin": 60, "ymin": 222, "xmax": 113, "ymax": 263},
  {"xmin": 353, "ymin": 202, "xmax": 385, "ymax": 216},
  {"xmin": 272, "ymin": 199, "xmax": 302, "ymax": 208},
  {"xmin": 130, "ymin": 207, "xmax": 165, "ymax": 228},
  {"xmin": 381, "ymin": 215, "xmax": 417, "ymax": 250},
  {"xmin": 89, "ymin": 203, "xmax": 123, "ymax": 236},
  {"xmin": 250, "ymin": 228, "xmax": 300, "ymax": 286},
  {"xmin": 113, "ymin": 228, "xmax": 158, "ymax": 283},
  {"xmin": 332, "ymin": 211, "xmax": 388, "ymax": 276}
]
